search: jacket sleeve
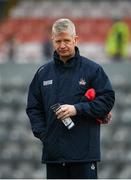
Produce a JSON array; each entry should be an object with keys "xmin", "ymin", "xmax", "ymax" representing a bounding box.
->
[
  {"xmin": 74, "ymin": 66, "xmax": 115, "ymax": 120},
  {"xmin": 26, "ymin": 71, "xmax": 46, "ymax": 142}
]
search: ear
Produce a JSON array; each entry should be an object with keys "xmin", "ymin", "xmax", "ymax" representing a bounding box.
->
[
  {"xmin": 51, "ymin": 36, "xmax": 54, "ymax": 40},
  {"xmin": 74, "ymin": 35, "xmax": 78, "ymax": 45}
]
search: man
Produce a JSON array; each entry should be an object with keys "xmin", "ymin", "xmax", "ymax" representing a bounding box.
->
[
  {"xmin": 26, "ymin": 18, "xmax": 115, "ymax": 179},
  {"xmin": 105, "ymin": 18, "xmax": 129, "ymax": 61}
]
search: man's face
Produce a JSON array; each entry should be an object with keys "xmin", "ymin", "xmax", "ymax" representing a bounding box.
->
[{"xmin": 52, "ymin": 31, "xmax": 78, "ymax": 62}]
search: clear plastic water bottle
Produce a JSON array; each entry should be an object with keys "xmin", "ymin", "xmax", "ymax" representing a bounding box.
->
[{"xmin": 51, "ymin": 103, "xmax": 75, "ymax": 129}]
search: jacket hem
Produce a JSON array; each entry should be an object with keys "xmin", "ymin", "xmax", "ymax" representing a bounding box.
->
[{"xmin": 42, "ymin": 158, "xmax": 100, "ymax": 164}]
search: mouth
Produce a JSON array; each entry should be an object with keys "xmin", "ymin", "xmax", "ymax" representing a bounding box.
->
[{"xmin": 59, "ymin": 50, "xmax": 68, "ymax": 54}]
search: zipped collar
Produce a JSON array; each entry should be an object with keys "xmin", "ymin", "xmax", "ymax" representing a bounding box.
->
[{"xmin": 53, "ymin": 46, "xmax": 80, "ymax": 68}]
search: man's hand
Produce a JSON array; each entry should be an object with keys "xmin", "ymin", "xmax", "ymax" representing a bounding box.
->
[
  {"xmin": 55, "ymin": 104, "xmax": 77, "ymax": 120},
  {"xmin": 96, "ymin": 112, "xmax": 112, "ymax": 124}
]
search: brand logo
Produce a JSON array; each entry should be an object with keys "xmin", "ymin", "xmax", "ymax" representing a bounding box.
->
[
  {"xmin": 79, "ymin": 78, "xmax": 86, "ymax": 86},
  {"xmin": 43, "ymin": 80, "xmax": 53, "ymax": 86},
  {"xmin": 91, "ymin": 163, "xmax": 95, "ymax": 170}
]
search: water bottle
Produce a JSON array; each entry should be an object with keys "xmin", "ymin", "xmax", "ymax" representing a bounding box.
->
[{"xmin": 51, "ymin": 103, "xmax": 75, "ymax": 129}]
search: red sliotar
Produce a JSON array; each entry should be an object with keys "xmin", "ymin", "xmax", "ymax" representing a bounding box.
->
[
  {"xmin": 85, "ymin": 88, "xmax": 112, "ymax": 124},
  {"xmin": 85, "ymin": 88, "xmax": 96, "ymax": 100}
]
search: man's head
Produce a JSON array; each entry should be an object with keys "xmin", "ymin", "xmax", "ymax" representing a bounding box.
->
[
  {"xmin": 52, "ymin": 18, "xmax": 76, "ymax": 36},
  {"xmin": 52, "ymin": 18, "xmax": 78, "ymax": 62}
]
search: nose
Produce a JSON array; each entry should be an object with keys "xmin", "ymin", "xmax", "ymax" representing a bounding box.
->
[{"xmin": 59, "ymin": 41, "xmax": 66, "ymax": 48}]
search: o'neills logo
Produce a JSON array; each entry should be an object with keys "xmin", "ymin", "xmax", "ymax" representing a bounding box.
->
[{"xmin": 79, "ymin": 78, "xmax": 86, "ymax": 86}]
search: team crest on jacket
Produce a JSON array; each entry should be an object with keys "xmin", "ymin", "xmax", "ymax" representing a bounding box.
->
[{"xmin": 79, "ymin": 78, "xmax": 86, "ymax": 86}]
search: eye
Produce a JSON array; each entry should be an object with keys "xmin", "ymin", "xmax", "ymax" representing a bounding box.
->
[
  {"xmin": 64, "ymin": 39, "xmax": 70, "ymax": 43},
  {"xmin": 55, "ymin": 40, "xmax": 61, "ymax": 44}
]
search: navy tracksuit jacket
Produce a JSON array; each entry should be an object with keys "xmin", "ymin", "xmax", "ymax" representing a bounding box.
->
[{"xmin": 26, "ymin": 47, "xmax": 115, "ymax": 163}]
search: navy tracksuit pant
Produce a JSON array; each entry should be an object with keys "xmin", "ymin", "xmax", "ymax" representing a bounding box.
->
[{"xmin": 46, "ymin": 162, "xmax": 97, "ymax": 179}]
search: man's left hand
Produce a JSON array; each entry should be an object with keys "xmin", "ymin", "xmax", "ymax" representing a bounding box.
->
[{"xmin": 56, "ymin": 104, "xmax": 77, "ymax": 120}]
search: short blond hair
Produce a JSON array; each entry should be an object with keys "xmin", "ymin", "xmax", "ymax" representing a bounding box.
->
[{"xmin": 52, "ymin": 18, "xmax": 76, "ymax": 36}]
